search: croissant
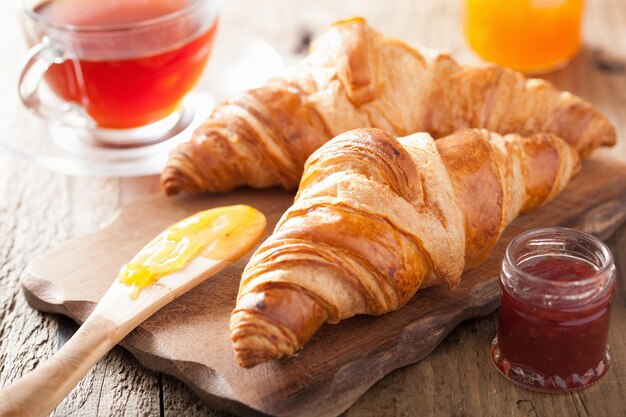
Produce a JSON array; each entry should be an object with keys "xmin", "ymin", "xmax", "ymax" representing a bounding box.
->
[
  {"xmin": 229, "ymin": 127, "xmax": 580, "ymax": 367},
  {"xmin": 162, "ymin": 18, "xmax": 613, "ymax": 196}
]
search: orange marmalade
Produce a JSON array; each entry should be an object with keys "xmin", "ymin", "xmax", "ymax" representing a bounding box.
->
[
  {"xmin": 465, "ymin": 0, "xmax": 584, "ymax": 73},
  {"xmin": 117, "ymin": 205, "xmax": 265, "ymax": 299}
]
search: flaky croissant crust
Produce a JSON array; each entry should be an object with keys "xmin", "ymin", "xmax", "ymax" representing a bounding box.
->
[
  {"xmin": 229, "ymin": 127, "xmax": 580, "ymax": 368},
  {"xmin": 162, "ymin": 18, "xmax": 613, "ymax": 196}
]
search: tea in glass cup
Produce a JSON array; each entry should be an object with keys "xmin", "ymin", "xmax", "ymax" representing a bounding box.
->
[{"xmin": 18, "ymin": 0, "xmax": 221, "ymax": 146}]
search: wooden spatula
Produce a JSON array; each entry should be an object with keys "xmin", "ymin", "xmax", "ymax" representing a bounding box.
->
[{"xmin": 0, "ymin": 205, "xmax": 266, "ymax": 417}]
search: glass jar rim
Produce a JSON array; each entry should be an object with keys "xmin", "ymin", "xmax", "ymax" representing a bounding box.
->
[
  {"xmin": 19, "ymin": 0, "xmax": 219, "ymax": 33},
  {"xmin": 504, "ymin": 226, "xmax": 614, "ymax": 289}
]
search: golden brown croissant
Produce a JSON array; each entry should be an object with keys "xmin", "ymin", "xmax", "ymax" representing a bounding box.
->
[
  {"xmin": 162, "ymin": 18, "xmax": 613, "ymax": 196},
  {"xmin": 229, "ymin": 127, "xmax": 580, "ymax": 368}
]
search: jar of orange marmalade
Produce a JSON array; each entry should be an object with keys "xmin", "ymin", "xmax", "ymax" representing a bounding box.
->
[
  {"xmin": 492, "ymin": 227, "xmax": 615, "ymax": 392},
  {"xmin": 464, "ymin": 0, "xmax": 584, "ymax": 73}
]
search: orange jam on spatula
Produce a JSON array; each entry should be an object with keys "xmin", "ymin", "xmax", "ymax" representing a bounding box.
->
[{"xmin": 118, "ymin": 205, "xmax": 265, "ymax": 299}]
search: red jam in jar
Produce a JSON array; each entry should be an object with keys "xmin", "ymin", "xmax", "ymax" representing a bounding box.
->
[{"xmin": 491, "ymin": 227, "xmax": 616, "ymax": 392}]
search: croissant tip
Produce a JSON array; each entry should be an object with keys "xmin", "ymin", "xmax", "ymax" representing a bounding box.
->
[
  {"xmin": 232, "ymin": 347, "xmax": 274, "ymax": 369},
  {"xmin": 229, "ymin": 333, "xmax": 287, "ymax": 369},
  {"xmin": 605, "ymin": 129, "xmax": 617, "ymax": 148},
  {"xmin": 332, "ymin": 16, "xmax": 367, "ymax": 27},
  {"xmin": 160, "ymin": 178, "xmax": 182, "ymax": 196},
  {"xmin": 161, "ymin": 181, "xmax": 181, "ymax": 197},
  {"xmin": 161, "ymin": 165, "xmax": 203, "ymax": 196},
  {"xmin": 160, "ymin": 164, "xmax": 181, "ymax": 195},
  {"xmin": 229, "ymin": 307, "xmax": 304, "ymax": 368}
]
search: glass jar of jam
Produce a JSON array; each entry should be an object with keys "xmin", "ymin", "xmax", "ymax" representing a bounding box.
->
[{"xmin": 492, "ymin": 227, "xmax": 616, "ymax": 392}]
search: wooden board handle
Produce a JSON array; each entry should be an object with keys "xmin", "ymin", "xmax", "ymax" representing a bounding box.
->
[{"xmin": 0, "ymin": 315, "xmax": 120, "ymax": 417}]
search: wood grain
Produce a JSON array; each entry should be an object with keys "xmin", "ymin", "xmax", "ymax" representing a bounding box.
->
[
  {"xmin": 19, "ymin": 156, "xmax": 626, "ymax": 417},
  {"xmin": 0, "ymin": 315, "xmax": 120, "ymax": 417},
  {"xmin": 0, "ymin": 0, "xmax": 625, "ymax": 415},
  {"xmin": 1, "ymin": 210, "xmax": 264, "ymax": 417}
]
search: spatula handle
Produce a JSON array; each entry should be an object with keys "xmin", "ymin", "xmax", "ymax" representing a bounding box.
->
[{"xmin": 0, "ymin": 315, "xmax": 120, "ymax": 417}]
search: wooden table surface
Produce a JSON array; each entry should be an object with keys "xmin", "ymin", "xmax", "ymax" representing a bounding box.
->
[{"xmin": 0, "ymin": 0, "xmax": 625, "ymax": 416}]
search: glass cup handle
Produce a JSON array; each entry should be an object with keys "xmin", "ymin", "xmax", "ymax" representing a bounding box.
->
[{"xmin": 18, "ymin": 37, "xmax": 95, "ymax": 128}]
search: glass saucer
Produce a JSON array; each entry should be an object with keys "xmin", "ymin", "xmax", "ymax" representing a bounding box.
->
[{"xmin": 0, "ymin": 23, "xmax": 284, "ymax": 177}]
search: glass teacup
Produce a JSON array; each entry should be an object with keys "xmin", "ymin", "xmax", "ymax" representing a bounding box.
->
[{"xmin": 18, "ymin": 0, "xmax": 221, "ymax": 147}]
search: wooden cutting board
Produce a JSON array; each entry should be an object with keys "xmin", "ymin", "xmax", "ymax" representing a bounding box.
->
[{"xmin": 21, "ymin": 156, "xmax": 626, "ymax": 417}]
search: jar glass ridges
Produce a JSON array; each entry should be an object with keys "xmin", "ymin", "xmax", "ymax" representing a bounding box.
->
[{"xmin": 491, "ymin": 227, "xmax": 615, "ymax": 392}]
